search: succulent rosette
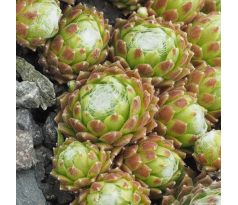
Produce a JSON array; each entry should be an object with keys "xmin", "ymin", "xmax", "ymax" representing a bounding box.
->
[
  {"xmin": 186, "ymin": 12, "xmax": 221, "ymax": 66},
  {"xmin": 51, "ymin": 138, "xmax": 111, "ymax": 191},
  {"xmin": 111, "ymin": 13, "xmax": 194, "ymax": 88},
  {"xmin": 186, "ymin": 62, "xmax": 221, "ymax": 122},
  {"xmin": 16, "ymin": 0, "xmax": 62, "ymax": 51},
  {"xmin": 193, "ymin": 130, "xmax": 221, "ymax": 172},
  {"xmin": 119, "ymin": 135, "xmax": 186, "ymax": 198},
  {"xmin": 71, "ymin": 169, "xmax": 151, "ymax": 205},
  {"xmin": 40, "ymin": 4, "xmax": 111, "ymax": 84},
  {"xmin": 155, "ymin": 87, "xmax": 208, "ymax": 147},
  {"xmin": 162, "ymin": 173, "xmax": 221, "ymax": 205},
  {"xmin": 109, "ymin": 0, "xmax": 142, "ymax": 14},
  {"xmin": 146, "ymin": 0, "xmax": 205, "ymax": 23},
  {"xmin": 55, "ymin": 61, "xmax": 158, "ymax": 147},
  {"xmin": 203, "ymin": 0, "xmax": 221, "ymax": 13}
]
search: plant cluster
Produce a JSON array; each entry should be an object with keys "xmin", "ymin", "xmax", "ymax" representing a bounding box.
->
[{"xmin": 16, "ymin": 0, "xmax": 221, "ymax": 204}]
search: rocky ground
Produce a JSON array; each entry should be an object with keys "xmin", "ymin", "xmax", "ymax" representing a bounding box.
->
[{"xmin": 16, "ymin": 1, "xmax": 221, "ymax": 205}]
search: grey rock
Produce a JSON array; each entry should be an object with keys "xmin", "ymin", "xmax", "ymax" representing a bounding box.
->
[
  {"xmin": 43, "ymin": 113, "xmax": 57, "ymax": 149},
  {"xmin": 16, "ymin": 56, "xmax": 56, "ymax": 110},
  {"xmin": 35, "ymin": 146, "xmax": 53, "ymax": 167},
  {"xmin": 16, "ymin": 169, "xmax": 46, "ymax": 205},
  {"xmin": 16, "ymin": 81, "xmax": 41, "ymax": 109},
  {"xmin": 16, "ymin": 71, "xmax": 21, "ymax": 81},
  {"xmin": 35, "ymin": 146, "xmax": 53, "ymax": 183},
  {"xmin": 16, "ymin": 130, "xmax": 36, "ymax": 171},
  {"xmin": 16, "ymin": 109, "xmax": 43, "ymax": 146}
]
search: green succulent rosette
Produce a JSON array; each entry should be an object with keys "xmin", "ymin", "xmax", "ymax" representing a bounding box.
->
[
  {"xmin": 111, "ymin": 13, "xmax": 194, "ymax": 88},
  {"xmin": 146, "ymin": 0, "xmax": 205, "ymax": 23},
  {"xmin": 155, "ymin": 87, "xmax": 208, "ymax": 147},
  {"xmin": 51, "ymin": 138, "xmax": 111, "ymax": 191},
  {"xmin": 55, "ymin": 61, "xmax": 158, "ymax": 147},
  {"xmin": 120, "ymin": 135, "xmax": 185, "ymax": 199},
  {"xmin": 186, "ymin": 12, "xmax": 221, "ymax": 67},
  {"xmin": 186, "ymin": 62, "xmax": 221, "ymax": 123},
  {"xmin": 162, "ymin": 173, "xmax": 221, "ymax": 205},
  {"xmin": 71, "ymin": 169, "xmax": 151, "ymax": 205},
  {"xmin": 203, "ymin": 0, "xmax": 221, "ymax": 13},
  {"xmin": 109, "ymin": 0, "xmax": 142, "ymax": 14},
  {"xmin": 16, "ymin": 0, "xmax": 62, "ymax": 51},
  {"xmin": 193, "ymin": 130, "xmax": 221, "ymax": 172},
  {"xmin": 40, "ymin": 3, "xmax": 111, "ymax": 84}
]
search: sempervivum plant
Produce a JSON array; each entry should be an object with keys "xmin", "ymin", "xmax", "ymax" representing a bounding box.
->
[
  {"xmin": 155, "ymin": 87, "xmax": 208, "ymax": 147},
  {"xmin": 71, "ymin": 169, "xmax": 151, "ymax": 205},
  {"xmin": 118, "ymin": 134, "xmax": 186, "ymax": 198},
  {"xmin": 16, "ymin": 0, "xmax": 62, "ymax": 51},
  {"xmin": 55, "ymin": 61, "xmax": 158, "ymax": 147},
  {"xmin": 186, "ymin": 12, "xmax": 221, "ymax": 66},
  {"xmin": 51, "ymin": 138, "xmax": 111, "ymax": 191},
  {"xmin": 109, "ymin": 0, "xmax": 142, "ymax": 14},
  {"xmin": 40, "ymin": 4, "xmax": 111, "ymax": 84},
  {"xmin": 193, "ymin": 130, "xmax": 221, "ymax": 172},
  {"xmin": 203, "ymin": 0, "xmax": 221, "ymax": 13},
  {"xmin": 111, "ymin": 12, "xmax": 194, "ymax": 88},
  {"xmin": 146, "ymin": 0, "xmax": 205, "ymax": 23},
  {"xmin": 186, "ymin": 62, "xmax": 221, "ymax": 123},
  {"xmin": 162, "ymin": 173, "xmax": 221, "ymax": 205}
]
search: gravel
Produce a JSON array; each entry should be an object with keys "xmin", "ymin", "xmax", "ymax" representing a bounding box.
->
[
  {"xmin": 16, "ymin": 109, "xmax": 43, "ymax": 146},
  {"xmin": 16, "ymin": 169, "xmax": 46, "ymax": 205},
  {"xmin": 16, "ymin": 81, "xmax": 42, "ymax": 109},
  {"xmin": 16, "ymin": 129, "xmax": 36, "ymax": 171},
  {"xmin": 16, "ymin": 56, "xmax": 56, "ymax": 110}
]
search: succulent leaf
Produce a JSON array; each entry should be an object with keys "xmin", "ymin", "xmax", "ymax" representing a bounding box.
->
[{"xmin": 203, "ymin": 0, "xmax": 221, "ymax": 13}]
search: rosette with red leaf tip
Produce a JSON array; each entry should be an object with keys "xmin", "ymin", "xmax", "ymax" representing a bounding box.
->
[
  {"xmin": 186, "ymin": 62, "xmax": 221, "ymax": 123},
  {"xmin": 51, "ymin": 138, "xmax": 111, "ymax": 191},
  {"xmin": 155, "ymin": 87, "xmax": 208, "ymax": 147},
  {"xmin": 55, "ymin": 61, "xmax": 158, "ymax": 147},
  {"xmin": 186, "ymin": 12, "xmax": 221, "ymax": 66},
  {"xmin": 118, "ymin": 134, "xmax": 185, "ymax": 199},
  {"xmin": 71, "ymin": 169, "xmax": 151, "ymax": 205},
  {"xmin": 40, "ymin": 3, "xmax": 111, "ymax": 84},
  {"xmin": 110, "ymin": 12, "xmax": 194, "ymax": 88},
  {"xmin": 146, "ymin": 0, "xmax": 205, "ymax": 23},
  {"xmin": 16, "ymin": 0, "xmax": 62, "ymax": 51}
]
